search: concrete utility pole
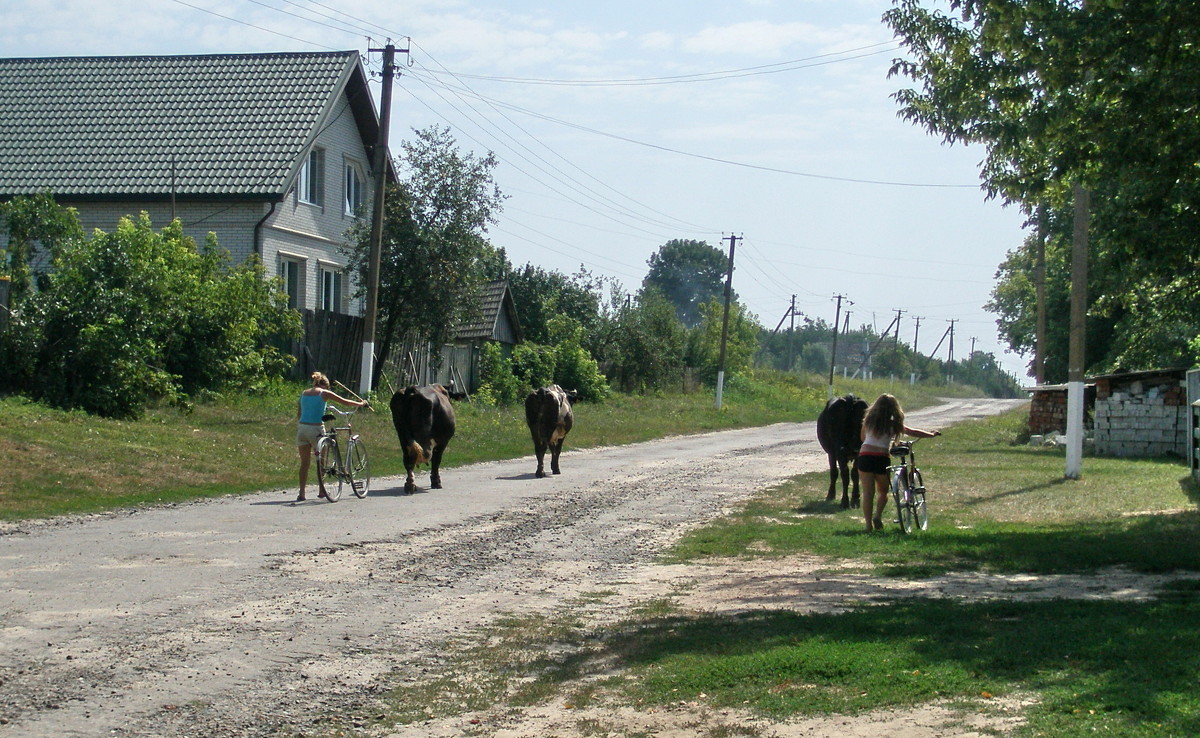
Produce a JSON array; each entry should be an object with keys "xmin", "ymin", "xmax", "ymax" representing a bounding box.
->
[
  {"xmin": 360, "ymin": 42, "xmax": 397, "ymax": 395},
  {"xmin": 1066, "ymin": 184, "xmax": 1090, "ymax": 479},
  {"xmin": 827, "ymin": 294, "xmax": 849, "ymax": 400},
  {"xmin": 714, "ymin": 233, "xmax": 740, "ymax": 410}
]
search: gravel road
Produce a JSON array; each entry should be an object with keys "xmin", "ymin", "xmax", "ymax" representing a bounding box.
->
[{"xmin": 0, "ymin": 398, "xmax": 1026, "ymax": 737}]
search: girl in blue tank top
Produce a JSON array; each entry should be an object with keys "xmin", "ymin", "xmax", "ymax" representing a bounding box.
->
[{"xmin": 295, "ymin": 372, "xmax": 367, "ymax": 502}]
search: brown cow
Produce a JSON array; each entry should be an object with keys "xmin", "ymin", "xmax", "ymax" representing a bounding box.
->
[
  {"xmin": 390, "ymin": 384, "xmax": 456, "ymax": 494},
  {"xmin": 524, "ymin": 385, "xmax": 576, "ymax": 478}
]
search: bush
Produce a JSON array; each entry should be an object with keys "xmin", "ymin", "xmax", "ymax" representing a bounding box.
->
[
  {"xmin": 548, "ymin": 315, "xmax": 609, "ymax": 401},
  {"xmin": 476, "ymin": 342, "xmax": 524, "ymax": 406},
  {"xmin": 11, "ymin": 213, "xmax": 300, "ymax": 418},
  {"xmin": 511, "ymin": 342, "xmax": 555, "ymax": 389}
]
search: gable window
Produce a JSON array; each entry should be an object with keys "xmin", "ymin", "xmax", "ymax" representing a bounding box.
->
[
  {"xmin": 344, "ymin": 161, "xmax": 365, "ymax": 215},
  {"xmin": 320, "ymin": 266, "xmax": 343, "ymax": 312},
  {"xmin": 297, "ymin": 148, "xmax": 325, "ymax": 206},
  {"xmin": 279, "ymin": 257, "xmax": 304, "ymax": 309}
]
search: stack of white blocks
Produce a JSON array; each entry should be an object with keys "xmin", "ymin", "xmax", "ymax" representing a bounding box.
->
[{"xmin": 1093, "ymin": 381, "xmax": 1187, "ymax": 457}]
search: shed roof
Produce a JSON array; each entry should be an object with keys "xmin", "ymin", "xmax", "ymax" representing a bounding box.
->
[
  {"xmin": 453, "ymin": 280, "xmax": 523, "ymax": 344},
  {"xmin": 0, "ymin": 51, "xmax": 384, "ymax": 200}
]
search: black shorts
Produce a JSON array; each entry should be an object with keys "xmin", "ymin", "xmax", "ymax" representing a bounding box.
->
[{"xmin": 856, "ymin": 453, "xmax": 889, "ymax": 475}]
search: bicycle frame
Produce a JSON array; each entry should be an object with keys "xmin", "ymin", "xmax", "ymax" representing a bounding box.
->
[
  {"xmin": 887, "ymin": 439, "xmax": 927, "ymax": 533},
  {"xmin": 315, "ymin": 406, "xmax": 369, "ymax": 502}
]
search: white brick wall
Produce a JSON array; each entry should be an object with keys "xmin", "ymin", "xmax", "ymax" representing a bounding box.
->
[{"xmin": 1094, "ymin": 381, "xmax": 1189, "ymax": 457}]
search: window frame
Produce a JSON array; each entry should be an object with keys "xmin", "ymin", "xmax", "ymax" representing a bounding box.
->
[
  {"xmin": 297, "ymin": 148, "xmax": 325, "ymax": 207},
  {"xmin": 344, "ymin": 159, "xmax": 366, "ymax": 216},
  {"xmin": 320, "ymin": 265, "xmax": 343, "ymax": 313}
]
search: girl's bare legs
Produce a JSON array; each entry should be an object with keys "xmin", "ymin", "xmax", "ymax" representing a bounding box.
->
[
  {"xmin": 297, "ymin": 444, "xmax": 312, "ymax": 501},
  {"xmin": 873, "ymin": 476, "xmax": 890, "ymax": 529},
  {"xmin": 860, "ymin": 471, "xmax": 876, "ymax": 531}
]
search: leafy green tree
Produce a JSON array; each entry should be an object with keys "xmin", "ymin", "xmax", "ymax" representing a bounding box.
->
[
  {"xmin": 0, "ymin": 191, "xmax": 83, "ymax": 303},
  {"xmin": 511, "ymin": 342, "xmax": 556, "ymax": 389},
  {"xmin": 888, "ymin": 1, "xmax": 1200, "ymax": 374},
  {"xmin": 643, "ymin": 239, "xmax": 729, "ymax": 329},
  {"xmin": 689, "ymin": 298, "xmax": 758, "ymax": 386},
  {"xmin": 475, "ymin": 341, "xmax": 524, "ymax": 406},
  {"xmin": 547, "ymin": 315, "xmax": 609, "ymax": 401},
  {"xmin": 12, "ymin": 214, "xmax": 298, "ymax": 418},
  {"xmin": 609, "ymin": 287, "xmax": 687, "ymax": 392},
  {"xmin": 347, "ymin": 125, "xmax": 504, "ymax": 386}
]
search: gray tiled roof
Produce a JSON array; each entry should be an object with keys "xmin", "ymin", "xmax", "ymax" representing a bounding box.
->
[
  {"xmin": 0, "ymin": 51, "xmax": 375, "ymax": 199},
  {"xmin": 454, "ymin": 280, "xmax": 523, "ymax": 343}
]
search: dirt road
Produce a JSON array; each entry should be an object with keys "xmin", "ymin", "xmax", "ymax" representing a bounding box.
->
[{"xmin": 0, "ymin": 398, "xmax": 1026, "ymax": 737}]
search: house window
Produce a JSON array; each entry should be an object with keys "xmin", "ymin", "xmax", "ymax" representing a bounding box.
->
[
  {"xmin": 320, "ymin": 267, "xmax": 343, "ymax": 312},
  {"xmin": 344, "ymin": 162, "xmax": 365, "ymax": 215},
  {"xmin": 279, "ymin": 257, "xmax": 304, "ymax": 309},
  {"xmin": 297, "ymin": 148, "xmax": 324, "ymax": 206}
]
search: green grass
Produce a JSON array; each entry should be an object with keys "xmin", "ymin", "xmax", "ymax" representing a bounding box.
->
[
  {"xmin": 350, "ymin": 408, "xmax": 1200, "ymax": 737},
  {"xmin": 0, "ymin": 370, "xmax": 974, "ymax": 521}
]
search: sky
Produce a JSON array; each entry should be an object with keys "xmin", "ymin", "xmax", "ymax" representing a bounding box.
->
[{"xmin": 1, "ymin": 0, "xmax": 1033, "ymax": 378}]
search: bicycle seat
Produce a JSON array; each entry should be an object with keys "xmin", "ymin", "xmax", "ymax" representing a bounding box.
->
[
  {"xmin": 322, "ymin": 414, "xmax": 336, "ymax": 422},
  {"xmin": 890, "ymin": 444, "xmax": 911, "ymax": 457}
]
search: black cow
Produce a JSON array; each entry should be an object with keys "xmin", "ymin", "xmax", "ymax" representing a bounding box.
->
[
  {"xmin": 390, "ymin": 384, "xmax": 456, "ymax": 494},
  {"xmin": 524, "ymin": 385, "xmax": 576, "ymax": 478},
  {"xmin": 816, "ymin": 393, "xmax": 868, "ymax": 509}
]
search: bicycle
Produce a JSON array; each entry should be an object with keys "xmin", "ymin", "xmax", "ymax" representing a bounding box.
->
[
  {"xmin": 887, "ymin": 439, "xmax": 928, "ymax": 533},
  {"xmin": 314, "ymin": 406, "xmax": 370, "ymax": 502}
]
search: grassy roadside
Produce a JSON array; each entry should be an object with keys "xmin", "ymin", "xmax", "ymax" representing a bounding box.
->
[
  {"xmin": 0, "ymin": 371, "xmax": 974, "ymax": 521},
  {"xmin": 354, "ymin": 409, "xmax": 1200, "ymax": 738}
]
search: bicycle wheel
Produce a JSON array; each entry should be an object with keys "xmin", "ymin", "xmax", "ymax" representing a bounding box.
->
[
  {"xmin": 315, "ymin": 436, "xmax": 343, "ymax": 502},
  {"xmin": 349, "ymin": 438, "xmax": 370, "ymax": 498},
  {"xmin": 890, "ymin": 470, "xmax": 911, "ymax": 533},
  {"xmin": 911, "ymin": 469, "xmax": 928, "ymax": 531}
]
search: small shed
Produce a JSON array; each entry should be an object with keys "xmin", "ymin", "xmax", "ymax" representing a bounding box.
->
[
  {"xmin": 1092, "ymin": 368, "xmax": 1190, "ymax": 458},
  {"xmin": 436, "ymin": 280, "xmax": 524, "ymax": 392},
  {"xmin": 1026, "ymin": 383, "xmax": 1094, "ymax": 437}
]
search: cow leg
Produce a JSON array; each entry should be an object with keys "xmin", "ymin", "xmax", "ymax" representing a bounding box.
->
[
  {"xmin": 534, "ymin": 442, "xmax": 546, "ymax": 478},
  {"xmin": 403, "ymin": 450, "xmax": 416, "ymax": 494},
  {"xmin": 825, "ymin": 457, "xmax": 838, "ymax": 502},
  {"xmin": 550, "ymin": 439, "xmax": 564, "ymax": 475},
  {"xmin": 430, "ymin": 445, "xmax": 445, "ymax": 489},
  {"xmin": 839, "ymin": 459, "xmax": 853, "ymax": 509},
  {"xmin": 849, "ymin": 457, "xmax": 861, "ymax": 509}
]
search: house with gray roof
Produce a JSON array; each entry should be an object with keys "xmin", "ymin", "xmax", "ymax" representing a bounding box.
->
[{"xmin": 0, "ymin": 50, "xmax": 393, "ymax": 315}]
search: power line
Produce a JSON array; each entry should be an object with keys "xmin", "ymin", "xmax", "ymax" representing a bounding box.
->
[
  {"xmin": 420, "ymin": 42, "xmax": 902, "ymax": 86},
  {"xmin": 168, "ymin": 0, "xmax": 339, "ymax": 50}
]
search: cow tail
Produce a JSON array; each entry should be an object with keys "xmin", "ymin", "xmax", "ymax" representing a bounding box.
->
[{"xmin": 408, "ymin": 441, "xmax": 428, "ymax": 465}]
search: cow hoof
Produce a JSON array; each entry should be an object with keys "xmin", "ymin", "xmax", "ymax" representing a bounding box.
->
[
  {"xmin": 825, "ymin": 493, "xmax": 836, "ymax": 502},
  {"xmin": 552, "ymin": 468, "xmax": 561, "ymax": 475},
  {"xmin": 404, "ymin": 483, "xmax": 416, "ymax": 495},
  {"xmin": 535, "ymin": 470, "xmax": 545, "ymax": 478},
  {"xmin": 840, "ymin": 499, "xmax": 851, "ymax": 510},
  {"xmin": 431, "ymin": 480, "xmax": 442, "ymax": 489}
]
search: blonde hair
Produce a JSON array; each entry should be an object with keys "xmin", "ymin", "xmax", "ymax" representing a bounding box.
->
[
  {"xmin": 310, "ymin": 371, "xmax": 330, "ymax": 389},
  {"xmin": 863, "ymin": 393, "xmax": 904, "ymax": 439}
]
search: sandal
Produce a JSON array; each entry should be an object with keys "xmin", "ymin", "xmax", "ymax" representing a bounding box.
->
[
  {"xmin": 295, "ymin": 493, "xmax": 306, "ymax": 502},
  {"xmin": 872, "ymin": 517, "xmax": 884, "ymax": 530}
]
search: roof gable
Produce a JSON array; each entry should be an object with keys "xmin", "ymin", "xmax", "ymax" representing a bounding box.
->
[
  {"xmin": 454, "ymin": 280, "xmax": 524, "ymax": 344},
  {"xmin": 0, "ymin": 51, "xmax": 380, "ymax": 200}
]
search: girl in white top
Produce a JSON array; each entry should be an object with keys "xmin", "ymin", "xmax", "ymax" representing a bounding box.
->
[{"xmin": 856, "ymin": 393, "xmax": 940, "ymax": 532}]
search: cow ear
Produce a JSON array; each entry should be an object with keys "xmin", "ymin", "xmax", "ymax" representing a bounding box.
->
[{"xmin": 567, "ymin": 390, "xmax": 578, "ymax": 403}]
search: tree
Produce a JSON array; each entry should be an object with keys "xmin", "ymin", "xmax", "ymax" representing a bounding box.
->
[
  {"xmin": 643, "ymin": 239, "xmax": 729, "ymax": 329},
  {"xmin": 608, "ymin": 287, "xmax": 687, "ymax": 392},
  {"xmin": 0, "ymin": 191, "xmax": 83, "ymax": 304},
  {"xmin": 887, "ymin": 1, "xmax": 1200, "ymax": 373},
  {"xmin": 347, "ymin": 125, "xmax": 504, "ymax": 386},
  {"xmin": 8, "ymin": 213, "xmax": 299, "ymax": 418},
  {"xmin": 689, "ymin": 298, "xmax": 759, "ymax": 386}
]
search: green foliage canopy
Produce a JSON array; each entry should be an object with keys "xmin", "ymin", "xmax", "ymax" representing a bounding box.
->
[
  {"xmin": 3, "ymin": 211, "xmax": 299, "ymax": 418},
  {"xmin": 643, "ymin": 239, "xmax": 729, "ymax": 329}
]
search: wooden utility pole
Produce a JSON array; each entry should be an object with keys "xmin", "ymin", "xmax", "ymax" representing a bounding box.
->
[
  {"xmin": 892, "ymin": 308, "xmax": 905, "ymax": 347},
  {"xmin": 360, "ymin": 42, "xmax": 397, "ymax": 395},
  {"xmin": 1034, "ymin": 203, "xmax": 1048, "ymax": 385},
  {"xmin": 1066, "ymin": 183, "xmax": 1090, "ymax": 479},
  {"xmin": 786, "ymin": 295, "xmax": 796, "ymax": 371},
  {"xmin": 827, "ymin": 294, "xmax": 849, "ymax": 400},
  {"xmin": 714, "ymin": 233, "xmax": 740, "ymax": 410}
]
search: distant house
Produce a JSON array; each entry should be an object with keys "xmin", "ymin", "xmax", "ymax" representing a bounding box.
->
[{"xmin": 0, "ymin": 51, "xmax": 394, "ymax": 316}]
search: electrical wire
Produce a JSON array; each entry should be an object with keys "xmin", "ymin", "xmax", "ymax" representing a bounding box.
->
[
  {"xmin": 168, "ymin": 0, "xmax": 339, "ymax": 50},
  {"xmin": 422, "ymin": 42, "xmax": 902, "ymax": 86}
]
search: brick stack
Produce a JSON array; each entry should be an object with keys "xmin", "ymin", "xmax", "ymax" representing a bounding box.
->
[{"xmin": 1093, "ymin": 375, "xmax": 1188, "ymax": 458}]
